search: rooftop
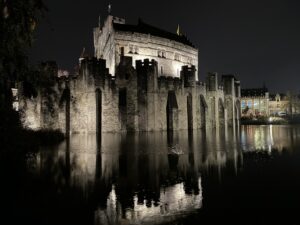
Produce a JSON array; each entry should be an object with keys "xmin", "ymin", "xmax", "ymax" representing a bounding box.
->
[{"xmin": 113, "ymin": 19, "xmax": 195, "ymax": 48}]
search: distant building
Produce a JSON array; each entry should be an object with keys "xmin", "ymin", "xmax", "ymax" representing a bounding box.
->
[
  {"xmin": 241, "ymin": 87, "xmax": 269, "ymax": 117},
  {"xmin": 289, "ymin": 93, "xmax": 300, "ymax": 115},
  {"xmin": 241, "ymin": 87, "xmax": 300, "ymax": 117},
  {"xmin": 269, "ymin": 93, "xmax": 290, "ymax": 116}
]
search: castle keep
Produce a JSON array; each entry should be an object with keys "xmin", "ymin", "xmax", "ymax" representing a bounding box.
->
[{"xmin": 19, "ymin": 15, "xmax": 241, "ymax": 134}]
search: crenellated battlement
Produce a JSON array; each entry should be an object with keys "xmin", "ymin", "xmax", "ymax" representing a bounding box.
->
[
  {"xmin": 135, "ymin": 59, "xmax": 157, "ymax": 72},
  {"xmin": 19, "ymin": 55, "xmax": 241, "ymax": 133},
  {"xmin": 181, "ymin": 65, "xmax": 196, "ymax": 87},
  {"xmin": 77, "ymin": 57, "xmax": 115, "ymax": 90},
  {"xmin": 79, "ymin": 57, "xmax": 109, "ymax": 77},
  {"xmin": 157, "ymin": 76, "xmax": 183, "ymax": 91},
  {"xmin": 18, "ymin": 14, "xmax": 241, "ymax": 134}
]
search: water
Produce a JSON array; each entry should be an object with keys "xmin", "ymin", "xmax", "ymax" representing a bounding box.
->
[{"xmin": 1, "ymin": 125, "xmax": 300, "ymax": 225}]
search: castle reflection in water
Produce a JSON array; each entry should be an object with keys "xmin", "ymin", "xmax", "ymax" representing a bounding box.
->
[{"xmin": 25, "ymin": 125, "xmax": 299, "ymax": 225}]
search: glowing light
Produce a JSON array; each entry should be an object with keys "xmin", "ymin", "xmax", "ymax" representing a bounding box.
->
[
  {"xmin": 95, "ymin": 179, "xmax": 202, "ymax": 225},
  {"xmin": 58, "ymin": 69, "xmax": 69, "ymax": 77}
]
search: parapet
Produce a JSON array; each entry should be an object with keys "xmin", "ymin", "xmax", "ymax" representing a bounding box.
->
[
  {"xmin": 206, "ymin": 72, "xmax": 218, "ymax": 91},
  {"xmin": 79, "ymin": 57, "xmax": 110, "ymax": 79},
  {"xmin": 136, "ymin": 58, "xmax": 158, "ymax": 72},
  {"xmin": 158, "ymin": 75, "xmax": 183, "ymax": 90},
  {"xmin": 221, "ymin": 74, "xmax": 240, "ymax": 96},
  {"xmin": 79, "ymin": 57, "xmax": 107, "ymax": 75},
  {"xmin": 136, "ymin": 59, "xmax": 158, "ymax": 91},
  {"xmin": 181, "ymin": 65, "xmax": 196, "ymax": 87},
  {"xmin": 77, "ymin": 57, "xmax": 112, "ymax": 89}
]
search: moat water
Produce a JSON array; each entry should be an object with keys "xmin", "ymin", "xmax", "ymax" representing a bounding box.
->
[{"xmin": 1, "ymin": 125, "xmax": 300, "ymax": 225}]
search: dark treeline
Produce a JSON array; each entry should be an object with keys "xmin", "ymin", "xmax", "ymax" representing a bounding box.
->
[{"xmin": 0, "ymin": 0, "xmax": 64, "ymax": 151}]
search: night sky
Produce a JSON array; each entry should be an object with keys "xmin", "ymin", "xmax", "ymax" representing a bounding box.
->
[{"xmin": 29, "ymin": 0, "xmax": 300, "ymax": 93}]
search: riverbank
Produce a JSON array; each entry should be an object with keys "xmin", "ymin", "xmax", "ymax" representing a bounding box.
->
[{"xmin": 241, "ymin": 116, "xmax": 300, "ymax": 125}]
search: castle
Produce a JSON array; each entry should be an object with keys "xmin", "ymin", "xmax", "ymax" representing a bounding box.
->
[{"xmin": 18, "ymin": 14, "xmax": 241, "ymax": 134}]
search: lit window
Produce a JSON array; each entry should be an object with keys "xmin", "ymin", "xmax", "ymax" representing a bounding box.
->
[
  {"xmin": 241, "ymin": 100, "xmax": 246, "ymax": 109},
  {"xmin": 260, "ymin": 100, "xmax": 263, "ymax": 104},
  {"xmin": 254, "ymin": 100, "xmax": 259, "ymax": 109},
  {"xmin": 247, "ymin": 100, "xmax": 252, "ymax": 108}
]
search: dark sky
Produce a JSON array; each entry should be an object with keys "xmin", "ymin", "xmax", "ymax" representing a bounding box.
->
[{"xmin": 29, "ymin": 0, "xmax": 300, "ymax": 93}]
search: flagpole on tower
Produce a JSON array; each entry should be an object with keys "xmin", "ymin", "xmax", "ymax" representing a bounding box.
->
[
  {"xmin": 108, "ymin": 3, "xmax": 112, "ymax": 15},
  {"xmin": 176, "ymin": 24, "xmax": 180, "ymax": 36}
]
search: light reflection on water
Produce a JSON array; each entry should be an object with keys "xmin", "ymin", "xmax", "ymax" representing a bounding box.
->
[
  {"xmin": 22, "ymin": 125, "xmax": 300, "ymax": 225},
  {"xmin": 241, "ymin": 125, "xmax": 300, "ymax": 153},
  {"xmin": 27, "ymin": 128, "xmax": 241, "ymax": 225}
]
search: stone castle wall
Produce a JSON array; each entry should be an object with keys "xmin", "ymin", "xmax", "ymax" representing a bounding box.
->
[
  {"xmin": 113, "ymin": 31, "xmax": 198, "ymax": 78},
  {"xmin": 94, "ymin": 16, "xmax": 198, "ymax": 79},
  {"xmin": 19, "ymin": 57, "xmax": 241, "ymax": 134},
  {"xmin": 19, "ymin": 15, "xmax": 241, "ymax": 134}
]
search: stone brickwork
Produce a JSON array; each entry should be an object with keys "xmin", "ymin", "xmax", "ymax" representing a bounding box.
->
[
  {"xmin": 19, "ymin": 57, "xmax": 240, "ymax": 134},
  {"xmin": 222, "ymin": 75, "xmax": 241, "ymax": 127},
  {"xmin": 19, "ymin": 61, "xmax": 68, "ymax": 131},
  {"xmin": 18, "ymin": 15, "xmax": 241, "ymax": 134},
  {"xmin": 94, "ymin": 16, "xmax": 198, "ymax": 79}
]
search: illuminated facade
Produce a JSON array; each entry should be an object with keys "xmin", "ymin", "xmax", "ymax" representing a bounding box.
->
[
  {"xmin": 241, "ymin": 88, "xmax": 300, "ymax": 117},
  {"xmin": 241, "ymin": 88, "xmax": 269, "ymax": 117},
  {"xmin": 18, "ymin": 15, "xmax": 241, "ymax": 133},
  {"xmin": 269, "ymin": 93, "xmax": 290, "ymax": 116},
  {"xmin": 94, "ymin": 15, "xmax": 198, "ymax": 79}
]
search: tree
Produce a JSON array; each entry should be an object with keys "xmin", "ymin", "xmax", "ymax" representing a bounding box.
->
[{"xmin": 0, "ymin": 0, "xmax": 47, "ymax": 129}]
